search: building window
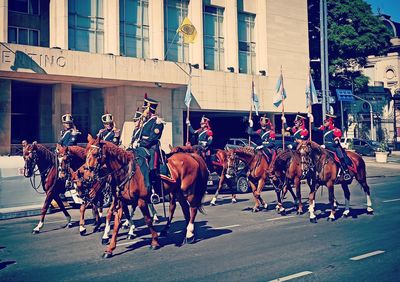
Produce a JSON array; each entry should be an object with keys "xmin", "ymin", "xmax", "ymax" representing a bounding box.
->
[
  {"xmin": 9, "ymin": 0, "xmax": 39, "ymax": 15},
  {"xmin": 238, "ymin": 13, "xmax": 256, "ymax": 74},
  {"xmin": 8, "ymin": 26, "xmax": 39, "ymax": 46},
  {"xmin": 120, "ymin": 0, "xmax": 149, "ymax": 58},
  {"xmin": 68, "ymin": 0, "xmax": 104, "ymax": 53},
  {"xmin": 203, "ymin": 5, "xmax": 224, "ymax": 71},
  {"xmin": 164, "ymin": 0, "xmax": 189, "ymax": 63}
]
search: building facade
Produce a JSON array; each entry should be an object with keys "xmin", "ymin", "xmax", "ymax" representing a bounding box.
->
[{"xmin": 0, "ymin": 0, "xmax": 309, "ymax": 154}]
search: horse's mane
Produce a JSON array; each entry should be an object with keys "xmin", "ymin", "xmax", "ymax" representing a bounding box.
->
[
  {"xmin": 101, "ymin": 141, "xmax": 134, "ymax": 164},
  {"xmin": 68, "ymin": 146, "xmax": 86, "ymax": 160},
  {"xmin": 35, "ymin": 144, "xmax": 55, "ymax": 162},
  {"xmin": 232, "ymin": 146, "xmax": 255, "ymax": 158}
]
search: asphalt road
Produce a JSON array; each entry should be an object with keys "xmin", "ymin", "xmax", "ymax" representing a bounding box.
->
[{"xmin": 1, "ymin": 175, "xmax": 400, "ymax": 282}]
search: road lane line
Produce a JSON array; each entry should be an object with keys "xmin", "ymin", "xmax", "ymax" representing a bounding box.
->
[
  {"xmin": 45, "ymin": 220, "xmax": 70, "ymax": 224},
  {"xmin": 213, "ymin": 224, "xmax": 240, "ymax": 230},
  {"xmin": 266, "ymin": 215, "xmax": 296, "ymax": 222},
  {"xmin": 118, "ymin": 240, "xmax": 141, "ymax": 247},
  {"xmin": 350, "ymin": 250, "xmax": 385, "ymax": 261},
  {"xmin": 269, "ymin": 271, "xmax": 313, "ymax": 282},
  {"xmin": 383, "ymin": 198, "xmax": 400, "ymax": 203}
]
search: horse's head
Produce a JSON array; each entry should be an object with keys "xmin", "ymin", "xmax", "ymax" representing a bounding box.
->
[
  {"xmin": 22, "ymin": 141, "xmax": 38, "ymax": 177},
  {"xmin": 225, "ymin": 150, "xmax": 239, "ymax": 178},
  {"xmin": 297, "ymin": 140, "xmax": 312, "ymax": 157},
  {"xmin": 56, "ymin": 144, "xmax": 71, "ymax": 180},
  {"xmin": 83, "ymin": 135, "xmax": 104, "ymax": 183}
]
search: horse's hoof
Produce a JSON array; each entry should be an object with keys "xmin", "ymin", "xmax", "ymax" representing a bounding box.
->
[
  {"xmin": 32, "ymin": 230, "xmax": 39, "ymax": 234},
  {"xmin": 327, "ymin": 217, "xmax": 335, "ymax": 222},
  {"xmin": 280, "ymin": 210, "xmax": 286, "ymax": 216},
  {"xmin": 367, "ymin": 207, "xmax": 374, "ymax": 215},
  {"xmin": 127, "ymin": 234, "xmax": 136, "ymax": 240},
  {"xmin": 160, "ymin": 230, "xmax": 168, "ymax": 237},
  {"xmin": 186, "ymin": 236, "xmax": 195, "ymax": 244},
  {"xmin": 65, "ymin": 223, "xmax": 73, "ymax": 229},
  {"xmin": 101, "ymin": 238, "xmax": 109, "ymax": 245},
  {"xmin": 80, "ymin": 229, "xmax": 86, "ymax": 236},
  {"xmin": 93, "ymin": 226, "xmax": 100, "ymax": 233},
  {"xmin": 252, "ymin": 208, "xmax": 259, "ymax": 213},
  {"xmin": 149, "ymin": 244, "xmax": 160, "ymax": 250},
  {"xmin": 367, "ymin": 210, "xmax": 374, "ymax": 215},
  {"xmin": 231, "ymin": 198, "xmax": 237, "ymax": 204},
  {"xmin": 310, "ymin": 218, "xmax": 317, "ymax": 224},
  {"xmin": 102, "ymin": 252, "xmax": 112, "ymax": 259},
  {"xmin": 343, "ymin": 210, "xmax": 350, "ymax": 217}
]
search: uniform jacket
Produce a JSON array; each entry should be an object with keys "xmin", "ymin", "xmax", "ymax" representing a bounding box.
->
[{"xmin": 58, "ymin": 129, "xmax": 80, "ymax": 146}]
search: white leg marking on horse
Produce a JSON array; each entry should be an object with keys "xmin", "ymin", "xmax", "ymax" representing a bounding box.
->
[
  {"xmin": 33, "ymin": 221, "xmax": 44, "ymax": 232},
  {"xmin": 186, "ymin": 222, "xmax": 194, "ymax": 238},
  {"xmin": 328, "ymin": 212, "xmax": 335, "ymax": 220},
  {"xmin": 268, "ymin": 271, "xmax": 313, "ymax": 282},
  {"xmin": 103, "ymin": 220, "xmax": 111, "ymax": 239},
  {"xmin": 366, "ymin": 194, "xmax": 372, "ymax": 207},
  {"xmin": 231, "ymin": 197, "xmax": 237, "ymax": 204},
  {"xmin": 210, "ymin": 197, "xmax": 217, "ymax": 205},
  {"xmin": 350, "ymin": 250, "xmax": 385, "ymax": 261},
  {"xmin": 122, "ymin": 219, "xmax": 130, "ymax": 228},
  {"xmin": 79, "ymin": 225, "xmax": 86, "ymax": 232},
  {"xmin": 263, "ymin": 202, "xmax": 268, "ymax": 209}
]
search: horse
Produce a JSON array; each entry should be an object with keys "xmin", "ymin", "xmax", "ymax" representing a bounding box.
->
[
  {"xmin": 169, "ymin": 145, "xmax": 237, "ymax": 205},
  {"xmin": 271, "ymin": 149, "xmax": 314, "ymax": 215},
  {"xmin": 22, "ymin": 141, "xmax": 73, "ymax": 233},
  {"xmin": 83, "ymin": 138, "xmax": 159, "ymax": 258},
  {"xmin": 297, "ymin": 140, "xmax": 373, "ymax": 223},
  {"xmin": 225, "ymin": 147, "xmax": 270, "ymax": 212},
  {"xmin": 159, "ymin": 150, "xmax": 209, "ymax": 244},
  {"xmin": 56, "ymin": 144, "xmax": 108, "ymax": 236}
]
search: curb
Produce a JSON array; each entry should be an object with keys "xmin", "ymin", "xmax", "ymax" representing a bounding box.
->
[{"xmin": 0, "ymin": 204, "xmax": 42, "ymax": 220}]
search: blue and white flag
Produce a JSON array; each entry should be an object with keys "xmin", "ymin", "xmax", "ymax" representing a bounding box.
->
[
  {"xmin": 306, "ymin": 71, "xmax": 318, "ymax": 109},
  {"xmin": 273, "ymin": 73, "xmax": 286, "ymax": 108},
  {"xmin": 252, "ymin": 81, "xmax": 260, "ymax": 116},
  {"xmin": 184, "ymin": 80, "xmax": 192, "ymax": 108}
]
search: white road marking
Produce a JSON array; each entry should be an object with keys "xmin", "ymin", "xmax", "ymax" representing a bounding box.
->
[
  {"xmin": 213, "ymin": 224, "xmax": 240, "ymax": 230},
  {"xmin": 383, "ymin": 198, "xmax": 400, "ymax": 203},
  {"xmin": 266, "ymin": 215, "xmax": 296, "ymax": 222},
  {"xmin": 350, "ymin": 250, "xmax": 385, "ymax": 261},
  {"xmin": 45, "ymin": 220, "xmax": 69, "ymax": 224},
  {"xmin": 117, "ymin": 239, "xmax": 141, "ymax": 247},
  {"xmin": 269, "ymin": 271, "xmax": 313, "ymax": 282}
]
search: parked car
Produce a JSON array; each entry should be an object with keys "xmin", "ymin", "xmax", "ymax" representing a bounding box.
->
[
  {"xmin": 224, "ymin": 138, "xmax": 257, "ymax": 150},
  {"xmin": 341, "ymin": 138, "xmax": 391, "ymax": 156},
  {"xmin": 273, "ymin": 135, "xmax": 295, "ymax": 149}
]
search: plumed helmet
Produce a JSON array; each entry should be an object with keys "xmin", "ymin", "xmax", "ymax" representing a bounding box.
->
[
  {"xmin": 101, "ymin": 113, "xmax": 113, "ymax": 124},
  {"xmin": 142, "ymin": 93, "xmax": 159, "ymax": 114},
  {"xmin": 259, "ymin": 115, "xmax": 271, "ymax": 126},
  {"xmin": 295, "ymin": 114, "xmax": 306, "ymax": 125},
  {"xmin": 324, "ymin": 113, "xmax": 336, "ymax": 125},
  {"xmin": 200, "ymin": 115, "xmax": 211, "ymax": 128},
  {"xmin": 133, "ymin": 108, "xmax": 142, "ymax": 121},
  {"xmin": 61, "ymin": 113, "xmax": 73, "ymax": 123}
]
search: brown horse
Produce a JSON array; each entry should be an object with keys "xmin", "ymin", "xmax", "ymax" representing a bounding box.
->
[
  {"xmin": 56, "ymin": 144, "xmax": 107, "ymax": 236},
  {"xmin": 83, "ymin": 138, "xmax": 159, "ymax": 258},
  {"xmin": 271, "ymin": 149, "xmax": 314, "ymax": 215},
  {"xmin": 169, "ymin": 145, "xmax": 237, "ymax": 205},
  {"xmin": 297, "ymin": 140, "xmax": 373, "ymax": 223},
  {"xmin": 22, "ymin": 142, "xmax": 72, "ymax": 233},
  {"xmin": 159, "ymin": 150, "xmax": 209, "ymax": 244},
  {"xmin": 226, "ymin": 147, "xmax": 270, "ymax": 212}
]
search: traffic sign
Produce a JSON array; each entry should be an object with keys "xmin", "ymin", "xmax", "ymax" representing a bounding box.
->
[{"xmin": 336, "ymin": 89, "xmax": 354, "ymax": 102}]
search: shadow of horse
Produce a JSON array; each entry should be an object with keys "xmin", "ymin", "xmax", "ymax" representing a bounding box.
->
[
  {"xmin": 111, "ymin": 220, "xmax": 232, "ymax": 257},
  {"xmin": 0, "ymin": 260, "xmax": 16, "ymax": 271},
  {"xmin": 312, "ymin": 203, "xmax": 371, "ymax": 221}
]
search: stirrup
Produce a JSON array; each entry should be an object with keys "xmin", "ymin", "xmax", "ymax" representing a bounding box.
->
[{"xmin": 343, "ymin": 173, "xmax": 351, "ymax": 181}]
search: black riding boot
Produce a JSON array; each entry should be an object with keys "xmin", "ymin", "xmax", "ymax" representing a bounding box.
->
[{"xmin": 339, "ymin": 157, "xmax": 351, "ymax": 181}]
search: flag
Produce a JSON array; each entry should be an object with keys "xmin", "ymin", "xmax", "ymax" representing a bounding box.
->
[
  {"xmin": 184, "ymin": 80, "xmax": 192, "ymax": 108},
  {"xmin": 306, "ymin": 71, "xmax": 318, "ymax": 109},
  {"xmin": 251, "ymin": 81, "xmax": 260, "ymax": 116},
  {"xmin": 177, "ymin": 17, "xmax": 197, "ymax": 43},
  {"xmin": 273, "ymin": 73, "xmax": 286, "ymax": 108}
]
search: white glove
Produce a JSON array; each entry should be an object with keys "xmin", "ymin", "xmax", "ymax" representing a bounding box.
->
[
  {"xmin": 307, "ymin": 113, "xmax": 314, "ymax": 122},
  {"xmin": 256, "ymin": 145, "xmax": 264, "ymax": 150},
  {"xmin": 321, "ymin": 144, "xmax": 326, "ymax": 149},
  {"xmin": 249, "ymin": 119, "xmax": 254, "ymax": 128},
  {"xmin": 287, "ymin": 144, "xmax": 293, "ymax": 149},
  {"xmin": 131, "ymin": 140, "xmax": 138, "ymax": 149},
  {"xmin": 186, "ymin": 120, "xmax": 191, "ymax": 126},
  {"xmin": 281, "ymin": 116, "xmax": 286, "ymax": 123}
]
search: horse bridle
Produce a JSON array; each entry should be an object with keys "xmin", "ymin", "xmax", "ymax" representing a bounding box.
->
[{"xmin": 84, "ymin": 145, "xmax": 103, "ymax": 182}]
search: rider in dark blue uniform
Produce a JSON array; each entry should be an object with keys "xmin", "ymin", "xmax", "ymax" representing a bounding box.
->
[
  {"xmin": 186, "ymin": 116, "xmax": 214, "ymax": 151},
  {"xmin": 58, "ymin": 114, "xmax": 80, "ymax": 146},
  {"xmin": 247, "ymin": 115, "xmax": 276, "ymax": 162},
  {"xmin": 130, "ymin": 108, "xmax": 143, "ymax": 146},
  {"xmin": 97, "ymin": 113, "xmax": 120, "ymax": 145},
  {"xmin": 316, "ymin": 113, "xmax": 351, "ymax": 180}
]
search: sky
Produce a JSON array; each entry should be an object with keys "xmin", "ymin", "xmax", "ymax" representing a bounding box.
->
[{"xmin": 365, "ymin": 0, "xmax": 400, "ymax": 22}]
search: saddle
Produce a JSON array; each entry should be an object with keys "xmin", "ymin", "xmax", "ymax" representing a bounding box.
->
[
  {"xmin": 211, "ymin": 154, "xmax": 223, "ymax": 167},
  {"xmin": 326, "ymin": 150, "xmax": 357, "ymax": 174},
  {"xmin": 261, "ymin": 148, "xmax": 277, "ymax": 165}
]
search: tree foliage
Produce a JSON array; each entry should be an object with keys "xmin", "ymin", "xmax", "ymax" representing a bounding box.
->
[{"xmin": 326, "ymin": 0, "xmax": 392, "ymax": 92}]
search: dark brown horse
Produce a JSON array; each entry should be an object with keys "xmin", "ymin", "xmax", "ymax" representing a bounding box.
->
[
  {"xmin": 297, "ymin": 140, "xmax": 373, "ymax": 222},
  {"xmin": 271, "ymin": 149, "xmax": 314, "ymax": 215},
  {"xmin": 56, "ymin": 144, "xmax": 106, "ymax": 236},
  {"xmin": 226, "ymin": 147, "xmax": 270, "ymax": 212},
  {"xmin": 169, "ymin": 145, "xmax": 237, "ymax": 205},
  {"xmin": 159, "ymin": 150, "xmax": 209, "ymax": 244},
  {"xmin": 83, "ymin": 138, "xmax": 159, "ymax": 258},
  {"xmin": 22, "ymin": 142, "xmax": 72, "ymax": 233}
]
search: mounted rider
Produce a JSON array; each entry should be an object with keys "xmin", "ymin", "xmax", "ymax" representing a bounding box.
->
[
  {"xmin": 316, "ymin": 113, "xmax": 351, "ymax": 181},
  {"xmin": 186, "ymin": 115, "xmax": 213, "ymax": 154},
  {"xmin": 97, "ymin": 113, "xmax": 120, "ymax": 145},
  {"xmin": 247, "ymin": 115, "xmax": 276, "ymax": 163},
  {"xmin": 285, "ymin": 114, "xmax": 309, "ymax": 148},
  {"xmin": 58, "ymin": 114, "xmax": 80, "ymax": 146}
]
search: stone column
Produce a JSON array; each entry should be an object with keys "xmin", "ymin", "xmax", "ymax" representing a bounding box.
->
[
  {"xmin": 149, "ymin": 0, "xmax": 164, "ymax": 59},
  {"xmin": 0, "ymin": 79, "xmax": 11, "ymax": 155},
  {"xmin": 255, "ymin": 0, "xmax": 268, "ymax": 74},
  {"xmin": 0, "ymin": 0, "xmax": 8, "ymax": 43},
  {"xmin": 49, "ymin": 0, "xmax": 68, "ymax": 49},
  {"xmin": 224, "ymin": 0, "xmax": 238, "ymax": 72},
  {"xmin": 104, "ymin": 0, "xmax": 120, "ymax": 55},
  {"xmin": 52, "ymin": 83, "xmax": 71, "ymax": 142},
  {"xmin": 188, "ymin": 0, "xmax": 203, "ymax": 68},
  {"xmin": 103, "ymin": 86, "xmax": 125, "ymax": 129}
]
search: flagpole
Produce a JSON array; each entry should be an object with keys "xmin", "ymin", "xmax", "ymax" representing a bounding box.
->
[
  {"xmin": 308, "ymin": 67, "xmax": 313, "ymax": 141},
  {"xmin": 281, "ymin": 66, "xmax": 285, "ymax": 150},
  {"xmin": 186, "ymin": 66, "xmax": 193, "ymax": 145},
  {"xmin": 249, "ymin": 79, "xmax": 254, "ymax": 146}
]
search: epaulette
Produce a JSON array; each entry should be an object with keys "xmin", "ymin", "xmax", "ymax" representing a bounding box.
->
[{"xmin": 156, "ymin": 117, "xmax": 165, "ymax": 125}]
